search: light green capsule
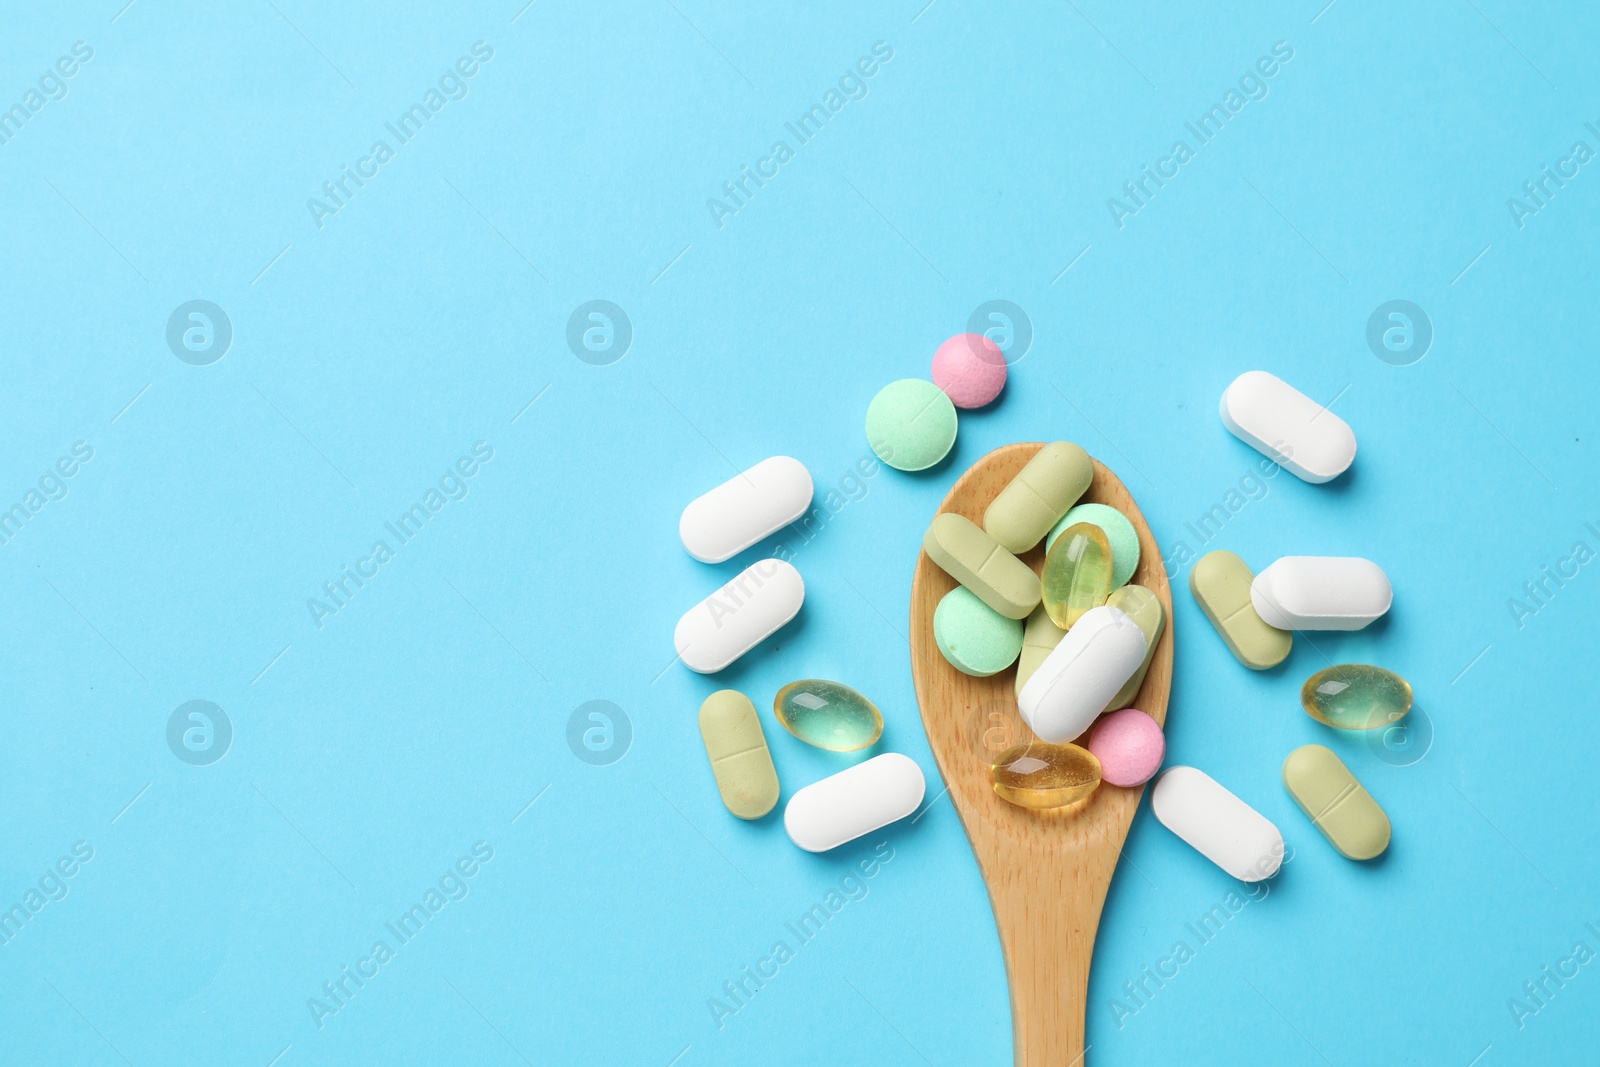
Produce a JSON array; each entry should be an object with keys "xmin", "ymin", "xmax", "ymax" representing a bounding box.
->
[
  {"xmin": 698, "ymin": 690, "xmax": 780, "ymax": 820},
  {"xmin": 982, "ymin": 441, "xmax": 1093, "ymax": 554},
  {"xmin": 1103, "ymin": 584, "xmax": 1164, "ymax": 711},
  {"xmin": 1282, "ymin": 744, "xmax": 1391, "ymax": 860},
  {"xmin": 1301, "ymin": 664, "xmax": 1412, "ymax": 730},
  {"xmin": 1189, "ymin": 550, "xmax": 1291, "ymax": 670},
  {"xmin": 922, "ymin": 513, "xmax": 1040, "ymax": 620},
  {"xmin": 1040, "ymin": 522, "xmax": 1112, "ymax": 629},
  {"xmin": 1015, "ymin": 603, "xmax": 1067, "ymax": 697},
  {"xmin": 774, "ymin": 679, "xmax": 883, "ymax": 752},
  {"xmin": 934, "ymin": 587, "xmax": 1024, "ymax": 677}
]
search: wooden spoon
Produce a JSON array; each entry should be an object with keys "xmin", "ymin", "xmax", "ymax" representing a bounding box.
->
[{"xmin": 910, "ymin": 442, "xmax": 1174, "ymax": 1065}]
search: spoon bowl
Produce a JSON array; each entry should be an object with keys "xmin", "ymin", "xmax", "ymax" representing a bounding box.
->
[{"xmin": 909, "ymin": 442, "xmax": 1174, "ymax": 1065}]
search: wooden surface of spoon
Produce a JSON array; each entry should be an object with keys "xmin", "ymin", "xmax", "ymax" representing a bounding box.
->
[{"xmin": 909, "ymin": 442, "xmax": 1175, "ymax": 1065}]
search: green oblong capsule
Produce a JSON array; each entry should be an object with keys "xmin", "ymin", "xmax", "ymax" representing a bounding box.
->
[
  {"xmin": 699, "ymin": 690, "xmax": 780, "ymax": 819},
  {"xmin": 1015, "ymin": 603, "xmax": 1067, "ymax": 697},
  {"xmin": 1282, "ymin": 744, "xmax": 1390, "ymax": 860},
  {"xmin": 1189, "ymin": 550, "xmax": 1291, "ymax": 670},
  {"xmin": 1104, "ymin": 584, "xmax": 1164, "ymax": 711},
  {"xmin": 982, "ymin": 441, "xmax": 1094, "ymax": 554},
  {"xmin": 923, "ymin": 513, "xmax": 1040, "ymax": 620}
]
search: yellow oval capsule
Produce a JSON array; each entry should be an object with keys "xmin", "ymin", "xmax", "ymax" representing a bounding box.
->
[
  {"xmin": 699, "ymin": 690, "xmax": 780, "ymax": 820},
  {"xmin": 922, "ymin": 513, "xmax": 1040, "ymax": 620},
  {"xmin": 773, "ymin": 679, "xmax": 883, "ymax": 752},
  {"xmin": 1040, "ymin": 522, "xmax": 1112, "ymax": 629},
  {"xmin": 1300, "ymin": 664, "xmax": 1412, "ymax": 730},
  {"xmin": 989, "ymin": 742, "xmax": 1101, "ymax": 809},
  {"xmin": 1282, "ymin": 744, "xmax": 1390, "ymax": 860}
]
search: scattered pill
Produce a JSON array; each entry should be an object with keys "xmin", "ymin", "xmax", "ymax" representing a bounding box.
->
[
  {"xmin": 922, "ymin": 513, "xmax": 1040, "ymax": 620},
  {"xmin": 989, "ymin": 742, "xmax": 1101, "ymax": 809},
  {"xmin": 1041, "ymin": 522, "xmax": 1112, "ymax": 629},
  {"xmin": 1048, "ymin": 503, "xmax": 1139, "ymax": 588},
  {"xmin": 1151, "ymin": 766, "xmax": 1285, "ymax": 882},
  {"xmin": 679, "ymin": 456, "xmax": 814, "ymax": 563},
  {"xmin": 1251, "ymin": 556, "xmax": 1392, "ymax": 631},
  {"xmin": 1282, "ymin": 745, "xmax": 1391, "ymax": 860},
  {"xmin": 934, "ymin": 586, "xmax": 1024, "ymax": 677},
  {"xmin": 1086, "ymin": 709, "xmax": 1165, "ymax": 787},
  {"xmin": 1189, "ymin": 550, "xmax": 1291, "ymax": 670},
  {"xmin": 784, "ymin": 753, "xmax": 926, "ymax": 852},
  {"xmin": 866, "ymin": 379, "xmax": 958, "ymax": 472},
  {"xmin": 1301, "ymin": 664, "xmax": 1412, "ymax": 730},
  {"xmin": 773, "ymin": 679, "xmax": 883, "ymax": 752},
  {"xmin": 1018, "ymin": 605, "xmax": 1146, "ymax": 744},
  {"xmin": 698, "ymin": 690, "xmax": 780, "ymax": 819},
  {"xmin": 674, "ymin": 558, "xmax": 804, "ymax": 673},
  {"xmin": 932, "ymin": 333, "xmax": 1007, "ymax": 409},
  {"xmin": 1103, "ymin": 584, "xmax": 1164, "ymax": 711},
  {"xmin": 1014, "ymin": 604, "xmax": 1066, "ymax": 697},
  {"xmin": 1219, "ymin": 370, "xmax": 1356, "ymax": 483},
  {"xmin": 983, "ymin": 441, "xmax": 1093, "ymax": 554}
]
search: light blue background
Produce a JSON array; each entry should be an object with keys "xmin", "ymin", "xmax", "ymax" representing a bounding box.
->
[{"xmin": 2, "ymin": 0, "xmax": 1597, "ymax": 1063}]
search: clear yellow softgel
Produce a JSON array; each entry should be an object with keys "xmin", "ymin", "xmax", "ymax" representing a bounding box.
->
[
  {"xmin": 1040, "ymin": 522, "xmax": 1112, "ymax": 629},
  {"xmin": 774, "ymin": 680, "xmax": 884, "ymax": 752},
  {"xmin": 1301, "ymin": 664, "xmax": 1412, "ymax": 730},
  {"xmin": 989, "ymin": 742, "xmax": 1102, "ymax": 809}
]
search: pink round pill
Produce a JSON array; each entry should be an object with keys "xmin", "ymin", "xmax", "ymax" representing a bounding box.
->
[
  {"xmin": 1086, "ymin": 708, "xmax": 1165, "ymax": 787},
  {"xmin": 931, "ymin": 333, "xmax": 1007, "ymax": 409}
]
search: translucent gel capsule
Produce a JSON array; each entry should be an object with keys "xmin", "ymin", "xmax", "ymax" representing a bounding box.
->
[
  {"xmin": 1041, "ymin": 523, "xmax": 1112, "ymax": 629},
  {"xmin": 774, "ymin": 680, "xmax": 884, "ymax": 752},
  {"xmin": 989, "ymin": 742, "xmax": 1102, "ymax": 809},
  {"xmin": 1301, "ymin": 664, "xmax": 1412, "ymax": 730}
]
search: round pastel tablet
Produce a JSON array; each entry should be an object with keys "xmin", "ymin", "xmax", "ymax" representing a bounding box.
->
[
  {"xmin": 1086, "ymin": 708, "xmax": 1165, "ymax": 787},
  {"xmin": 931, "ymin": 333, "xmax": 1007, "ymax": 409},
  {"xmin": 865, "ymin": 379, "xmax": 958, "ymax": 472},
  {"xmin": 933, "ymin": 586, "xmax": 1024, "ymax": 677},
  {"xmin": 1047, "ymin": 503, "xmax": 1140, "ymax": 588}
]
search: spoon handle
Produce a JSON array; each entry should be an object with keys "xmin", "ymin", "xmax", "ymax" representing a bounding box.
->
[{"xmin": 985, "ymin": 843, "xmax": 1110, "ymax": 1065}]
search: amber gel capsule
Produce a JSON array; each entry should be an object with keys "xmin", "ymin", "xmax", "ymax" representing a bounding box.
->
[
  {"xmin": 989, "ymin": 742, "xmax": 1102, "ymax": 809},
  {"xmin": 1041, "ymin": 522, "xmax": 1113, "ymax": 629}
]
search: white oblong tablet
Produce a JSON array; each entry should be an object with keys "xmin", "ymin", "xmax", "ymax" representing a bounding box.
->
[
  {"xmin": 679, "ymin": 456, "xmax": 814, "ymax": 563},
  {"xmin": 1151, "ymin": 766, "xmax": 1284, "ymax": 882},
  {"xmin": 784, "ymin": 753, "xmax": 925, "ymax": 852},
  {"xmin": 1018, "ymin": 605, "xmax": 1146, "ymax": 744},
  {"xmin": 674, "ymin": 559, "xmax": 804, "ymax": 674},
  {"xmin": 1219, "ymin": 371, "xmax": 1356, "ymax": 483},
  {"xmin": 1251, "ymin": 556, "xmax": 1391, "ymax": 631}
]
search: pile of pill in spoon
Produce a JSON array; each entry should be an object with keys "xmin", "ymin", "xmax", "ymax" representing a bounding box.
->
[{"xmin": 672, "ymin": 338, "xmax": 1407, "ymax": 879}]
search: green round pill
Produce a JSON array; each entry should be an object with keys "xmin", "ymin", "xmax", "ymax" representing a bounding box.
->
[
  {"xmin": 865, "ymin": 378, "xmax": 958, "ymax": 472},
  {"xmin": 1047, "ymin": 503, "xmax": 1140, "ymax": 588},
  {"xmin": 933, "ymin": 586, "xmax": 1024, "ymax": 677}
]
